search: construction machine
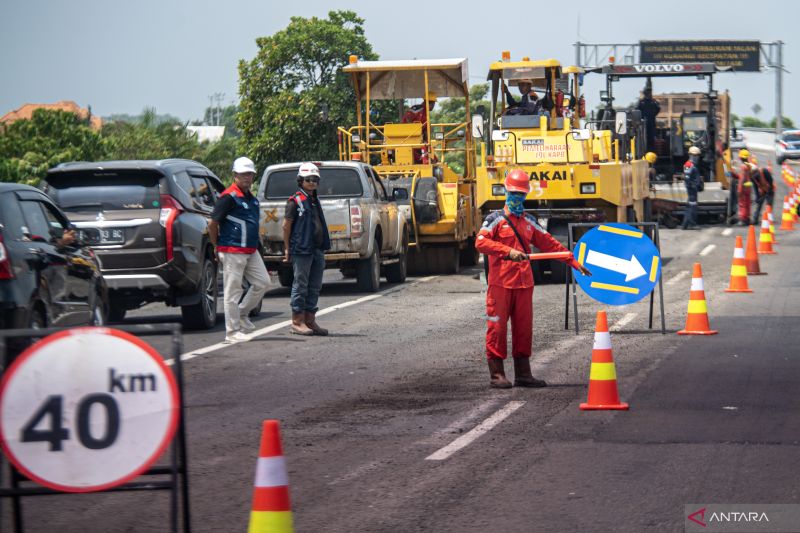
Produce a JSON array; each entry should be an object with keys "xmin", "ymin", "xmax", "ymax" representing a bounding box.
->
[
  {"xmin": 473, "ymin": 53, "xmax": 651, "ymax": 282},
  {"xmin": 338, "ymin": 57, "xmax": 479, "ymax": 273},
  {"xmin": 592, "ymin": 62, "xmax": 731, "ymax": 225}
]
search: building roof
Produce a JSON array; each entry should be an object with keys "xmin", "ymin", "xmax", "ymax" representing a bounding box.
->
[{"xmin": 0, "ymin": 101, "xmax": 103, "ymax": 130}]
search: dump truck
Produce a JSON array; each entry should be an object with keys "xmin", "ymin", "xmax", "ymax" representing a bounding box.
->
[
  {"xmin": 473, "ymin": 54, "xmax": 651, "ymax": 282},
  {"xmin": 337, "ymin": 57, "xmax": 479, "ymax": 274}
]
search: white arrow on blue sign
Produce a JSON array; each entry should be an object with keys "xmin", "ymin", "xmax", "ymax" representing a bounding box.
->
[{"xmin": 573, "ymin": 223, "xmax": 661, "ymax": 305}]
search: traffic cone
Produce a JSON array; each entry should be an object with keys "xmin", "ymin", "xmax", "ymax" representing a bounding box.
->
[
  {"xmin": 758, "ymin": 212, "xmax": 777, "ymax": 255},
  {"xmin": 678, "ymin": 263, "xmax": 718, "ymax": 335},
  {"xmin": 780, "ymin": 196, "xmax": 795, "ymax": 230},
  {"xmin": 248, "ymin": 420, "xmax": 294, "ymax": 533},
  {"xmin": 580, "ymin": 311, "xmax": 629, "ymax": 411},
  {"xmin": 766, "ymin": 205, "xmax": 778, "ymax": 244},
  {"xmin": 724, "ymin": 236, "xmax": 753, "ymax": 293},
  {"xmin": 744, "ymin": 224, "xmax": 766, "ymax": 275}
]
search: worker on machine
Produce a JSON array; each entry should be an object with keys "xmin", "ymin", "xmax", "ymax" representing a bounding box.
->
[
  {"xmin": 636, "ymin": 80, "xmax": 661, "ymax": 153},
  {"xmin": 504, "ymin": 79, "xmax": 541, "ymax": 115},
  {"xmin": 475, "ymin": 169, "xmax": 592, "ymax": 389},
  {"xmin": 402, "ymin": 91, "xmax": 437, "ymax": 163}
]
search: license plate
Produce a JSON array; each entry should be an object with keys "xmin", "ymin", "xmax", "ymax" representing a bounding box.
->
[{"xmin": 82, "ymin": 228, "xmax": 124, "ymax": 244}]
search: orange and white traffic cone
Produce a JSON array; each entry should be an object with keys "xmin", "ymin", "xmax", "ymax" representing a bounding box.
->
[
  {"xmin": 766, "ymin": 204, "xmax": 778, "ymax": 244},
  {"xmin": 248, "ymin": 420, "xmax": 294, "ymax": 533},
  {"xmin": 758, "ymin": 212, "xmax": 777, "ymax": 255},
  {"xmin": 678, "ymin": 263, "xmax": 718, "ymax": 335},
  {"xmin": 580, "ymin": 311, "xmax": 628, "ymax": 411},
  {"xmin": 725, "ymin": 235, "xmax": 753, "ymax": 293},
  {"xmin": 744, "ymin": 224, "xmax": 766, "ymax": 275},
  {"xmin": 780, "ymin": 196, "xmax": 796, "ymax": 231}
]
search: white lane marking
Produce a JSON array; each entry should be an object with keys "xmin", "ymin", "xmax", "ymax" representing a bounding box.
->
[
  {"xmin": 166, "ymin": 276, "xmax": 439, "ymax": 365},
  {"xmin": 610, "ymin": 312, "xmax": 637, "ymax": 332},
  {"xmin": 722, "ymin": 228, "xmax": 733, "ymax": 236},
  {"xmin": 425, "ymin": 401, "xmax": 526, "ymax": 461},
  {"xmin": 665, "ymin": 271, "xmax": 689, "ymax": 286},
  {"xmin": 417, "ymin": 400, "xmax": 503, "ymax": 446},
  {"xmin": 699, "ymin": 244, "xmax": 716, "ymax": 256}
]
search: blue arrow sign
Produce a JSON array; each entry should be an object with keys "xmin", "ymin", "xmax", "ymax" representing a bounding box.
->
[{"xmin": 573, "ymin": 223, "xmax": 661, "ymax": 305}]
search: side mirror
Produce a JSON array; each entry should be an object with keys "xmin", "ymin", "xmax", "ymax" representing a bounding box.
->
[
  {"xmin": 391, "ymin": 187, "xmax": 409, "ymax": 201},
  {"xmin": 491, "ymin": 130, "xmax": 509, "ymax": 142},
  {"xmin": 471, "ymin": 114, "xmax": 484, "ymax": 140},
  {"xmin": 615, "ymin": 111, "xmax": 628, "ymax": 135},
  {"xmin": 571, "ymin": 129, "xmax": 593, "ymax": 141}
]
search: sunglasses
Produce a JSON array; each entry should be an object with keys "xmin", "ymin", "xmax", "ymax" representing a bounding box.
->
[{"xmin": 303, "ymin": 177, "xmax": 320, "ymax": 183}]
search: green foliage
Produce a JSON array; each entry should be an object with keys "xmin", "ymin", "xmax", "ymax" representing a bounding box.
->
[
  {"xmin": 237, "ymin": 10, "xmax": 377, "ymax": 169},
  {"xmin": 770, "ymin": 116, "xmax": 795, "ymax": 129},
  {"xmin": 429, "ymin": 84, "xmax": 491, "ymax": 175},
  {"xmin": 741, "ymin": 116, "xmax": 768, "ymax": 128},
  {"xmin": 0, "ymin": 110, "xmax": 104, "ymax": 185},
  {"xmin": 101, "ymin": 108, "xmax": 202, "ymax": 161}
]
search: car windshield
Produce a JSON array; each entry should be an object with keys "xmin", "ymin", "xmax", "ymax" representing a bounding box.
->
[
  {"xmin": 44, "ymin": 171, "xmax": 162, "ymax": 211},
  {"xmin": 782, "ymin": 133, "xmax": 800, "ymax": 143},
  {"xmin": 264, "ymin": 168, "xmax": 363, "ymax": 199}
]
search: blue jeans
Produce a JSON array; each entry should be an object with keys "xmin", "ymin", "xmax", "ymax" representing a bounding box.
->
[{"xmin": 290, "ymin": 249, "xmax": 325, "ymax": 313}]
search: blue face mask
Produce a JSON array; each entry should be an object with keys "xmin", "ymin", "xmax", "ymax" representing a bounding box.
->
[{"xmin": 505, "ymin": 191, "xmax": 526, "ymax": 216}]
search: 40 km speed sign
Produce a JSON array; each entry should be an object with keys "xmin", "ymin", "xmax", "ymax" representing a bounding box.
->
[{"xmin": 0, "ymin": 328, "xmax": 179, "ymax": 493}]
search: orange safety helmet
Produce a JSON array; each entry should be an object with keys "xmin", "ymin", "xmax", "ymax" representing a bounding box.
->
[{"xmin": 504, "ymin": 169, "xmax": 531, "ymax": 194}]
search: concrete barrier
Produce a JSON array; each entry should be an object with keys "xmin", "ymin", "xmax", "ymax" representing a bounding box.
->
[{"xmin": 739, "ymin": 128, "xmax": 776, "ymax": 152}]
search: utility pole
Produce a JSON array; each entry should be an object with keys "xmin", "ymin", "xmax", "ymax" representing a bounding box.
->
[{"xmin": 775, "ymin": 41, "xmax": 783, "ymax": 135}]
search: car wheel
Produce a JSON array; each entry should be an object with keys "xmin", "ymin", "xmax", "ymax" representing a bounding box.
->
[
  {"xmin": 240, "ymin": 279, "xmax": 263, "ymax": 317},
  {"xmin": 182, "ymin": 257, "xmax": 218, "ymax": 330},
  {"xmin": 385, "ymin": 230, "xmax": 408, "ymax": 284},
  {"xmin": 356, "ymin": 244, "xmax": 381, "ymax": 292}
]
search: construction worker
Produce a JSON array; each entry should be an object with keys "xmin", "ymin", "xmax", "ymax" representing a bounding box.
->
[
  {"xmin": 475, "ymin": 169, "xmax": 592, "ymax": 389},
  {"xmin": 636, "ymin": 82, "xmax": 661, "ymax": 153},
  {"xmin": 504, "ymin": 80, "xmax": 541, "ymax": 115},
  {"xmin": 402, "ymin": 91, "xmax": 437, "ymax": 163},
  {"xmin": 752, "ymin": 163, "xmax": 775, "ymax": 224},
  {"xmin": 682, "ymin": 146, "xmax": 702, "ymax": 230},
  {"xmin": 644, "ymin": 151, "xmax": 658, "ymax": 182},
  {"xmin": 734, "ymin": 149, "xmax": 755, "ymax": 225},
  {"xmin": 283, "ymin": 162, "xmax": 331, "ymax": 336},
  {"xmin": 209, "ymin": 157, "xmax": 270, "ymax": 343}
]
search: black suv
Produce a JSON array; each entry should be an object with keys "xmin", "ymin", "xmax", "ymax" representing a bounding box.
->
[
  {"xmin": 43, "ymin": 160, "xmax": 224, "ymax": 329},
  {"xmin": 0, "ymin": 183, "xmax": 108, "ymax": 335}
]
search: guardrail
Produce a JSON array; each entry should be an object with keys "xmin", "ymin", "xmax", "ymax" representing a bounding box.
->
[{"xmin": 738, "ymin": 127, "xmax": 776, "ymax": 152}]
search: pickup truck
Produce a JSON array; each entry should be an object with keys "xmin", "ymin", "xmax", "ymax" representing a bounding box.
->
[{"xmin": 257, "ymin": 161, "xmax": 409, "ymax": 292}]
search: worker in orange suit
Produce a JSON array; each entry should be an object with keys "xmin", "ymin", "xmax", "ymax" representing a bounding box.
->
[
  {"xmin": 734, "ymin": 149, "xmax": 755, "ymax": 225},
  {"xmin": 475, "ymin": 169, "xmax": 592, "ymax": 388}
]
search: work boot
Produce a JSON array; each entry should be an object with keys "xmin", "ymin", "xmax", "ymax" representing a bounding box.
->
[
  {"xmin": 305, "ymin": 311, "xmax": 329, "ymax": 336},
  {"xmin": 488, "ymin": 358, "xmax": 512, "ymax": 389},
  {"xmin": 513, "ymin": 357, "xmax": 548, "ymax": 388},
  {"xmin": 291, "ymin": 313, "xmax": 314, "ymax": 336}
]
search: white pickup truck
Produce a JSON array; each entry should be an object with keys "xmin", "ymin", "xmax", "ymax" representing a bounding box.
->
[{"xmin": 257, "ymin": 161, "xmax": 410, "ymax": 292}]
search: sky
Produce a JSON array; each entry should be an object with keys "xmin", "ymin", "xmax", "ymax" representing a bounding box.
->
[{"xmin": 1, "ymin": 0, "xmax": 797, "ymax": 126}]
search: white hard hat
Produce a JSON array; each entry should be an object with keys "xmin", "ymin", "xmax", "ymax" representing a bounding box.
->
[
  {"xmin": 298, "ymin": 162, "xmax": 320, "ymax": 178},
  {"xmin": 232, "ymin": 157, "xmax": 256, "ymax": 174},
  {"xmin": 688, "ymin": 146, "xmax": 701, "ymax": 156}
]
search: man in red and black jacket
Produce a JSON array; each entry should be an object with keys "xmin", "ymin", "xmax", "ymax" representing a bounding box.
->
[
  {"xmin": 476, "ymin": 169, "xmax": 591, "ymax": 388},
  {"xmin": 208, "ymin": 157, "xmax": 270, "ymax": 343}
]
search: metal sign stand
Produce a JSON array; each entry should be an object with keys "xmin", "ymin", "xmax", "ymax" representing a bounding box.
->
[
  {"xmin": 0, "ymin": 324, "xmax": 191, "ymax": 533},
  {"xmin": 564, "ymin": 222, "xmax": 666, "ymax": 335}
]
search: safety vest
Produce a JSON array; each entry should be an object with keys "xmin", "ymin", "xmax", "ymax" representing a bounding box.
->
[
  {"xmin": 288, "ymin": 190, "xmax": 330, "ymax": 255},
  {"xmin": 218, "ymin": 184, "xmax": 260, "ymax": 253}
]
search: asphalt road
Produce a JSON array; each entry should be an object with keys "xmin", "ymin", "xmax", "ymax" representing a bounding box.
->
[{"xmin": 3, "ymin": 151, "xmax": 800, "ymax": 532}]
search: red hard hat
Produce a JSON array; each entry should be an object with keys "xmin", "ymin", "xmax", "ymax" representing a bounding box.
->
[{"xmin": 504, "ymin": 169, "xmax": 530, "ymax": 194}]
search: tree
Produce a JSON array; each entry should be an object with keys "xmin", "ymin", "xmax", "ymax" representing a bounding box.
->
[
  {"xmin": 237, "ymin": 10, "xmax": 378, "ymax": 169},
  {"xmin": 102, "ymin": 107, "xmax": 202, "ymax": 161},
  {"xmin": 0, "ymin": 109, "xmax": 104, "ymax": 185},
  {"xmin": 770, "ymin": 116, "xmax": 795, "ymax": 129},
  {"xmin": 741, "ymin": 116, "xmax": 768, "ymax": 128}
]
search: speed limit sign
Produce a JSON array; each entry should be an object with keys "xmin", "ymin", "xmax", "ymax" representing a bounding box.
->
[{"xmin": 0, "ymin": 328, "xmax": 179, "ymax": 493}]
